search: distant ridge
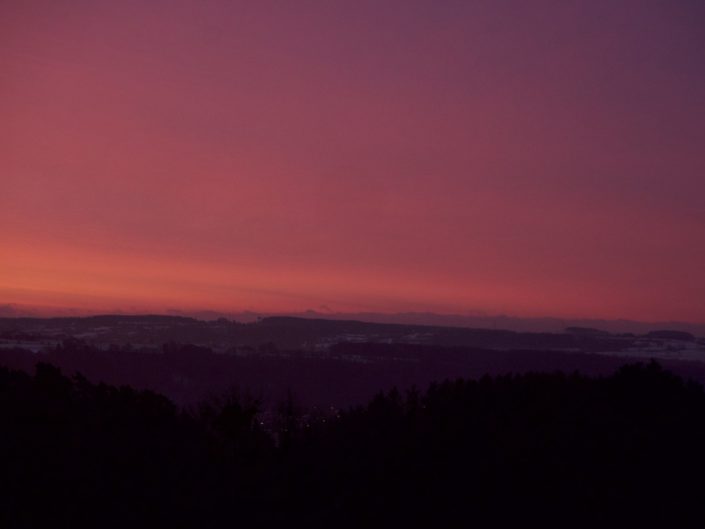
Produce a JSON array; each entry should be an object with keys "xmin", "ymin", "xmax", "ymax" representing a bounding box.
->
[{"xmin": 2, "ymin": 303, "xmax": 704, "ymax": 337}]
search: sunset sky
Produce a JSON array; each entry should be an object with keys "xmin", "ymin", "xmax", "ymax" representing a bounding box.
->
[{"xmin": 2, "ymin": 0, "xmax": 704, "ymax": 322}]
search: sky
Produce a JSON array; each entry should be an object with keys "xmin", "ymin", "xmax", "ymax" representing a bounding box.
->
[{"xmin": 2, "ymin": 0, "xmax": 705, "ymax": 322}]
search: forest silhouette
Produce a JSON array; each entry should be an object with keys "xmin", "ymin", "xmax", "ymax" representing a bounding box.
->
[{"xmin": 2, "ymin": 358, "xmax": 705, "ymax": 528}]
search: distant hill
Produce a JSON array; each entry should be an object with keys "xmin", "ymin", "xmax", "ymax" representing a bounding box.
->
[
  {"xmin": 3, "ymin": 302, "xmax": 704, "ymax": 336},
  {"xmin": 0, "ymin": 313, "xmax": 638, "ymax": 353},
  {"xmin": 1, "ymin": 321, "xmax": 705, "ymax": 408}
]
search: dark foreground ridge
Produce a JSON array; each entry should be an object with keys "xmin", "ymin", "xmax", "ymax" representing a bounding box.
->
[{"xmin": 2, "ymin": 362, "xmax": 705, "ymax": 528}]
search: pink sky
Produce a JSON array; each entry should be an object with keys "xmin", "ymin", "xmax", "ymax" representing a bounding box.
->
[{"xmin": 2, "ymin": 1, "xmax": 705, "ymax": 322}]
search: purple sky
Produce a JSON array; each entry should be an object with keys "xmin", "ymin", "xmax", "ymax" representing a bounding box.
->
[{"xmin": 2, "ymin": 0, "xmax": 704, "ymax": 321}]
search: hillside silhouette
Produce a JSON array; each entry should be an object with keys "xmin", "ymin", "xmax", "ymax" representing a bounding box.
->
[
  {"xmin": 4, "ymin": 337, "xmax": 705, "ymax": 410},
  {"xmin": 2, "ymin": 361, "xmax": 705, "ymax": 528}
]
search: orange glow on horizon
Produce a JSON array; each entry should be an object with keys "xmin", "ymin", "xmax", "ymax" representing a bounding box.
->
[{"xmin": 2, "ymin": 1, "xmax": 705, "ymax": 323}]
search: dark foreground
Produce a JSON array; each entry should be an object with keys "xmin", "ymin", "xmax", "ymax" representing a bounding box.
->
[{"xmin": 1, "ymin": 362, "xmax": 704, "ymax": 528}]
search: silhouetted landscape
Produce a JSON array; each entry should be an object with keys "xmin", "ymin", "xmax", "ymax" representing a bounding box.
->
[
  {"xmin": 1, "ymin": 315, "xmax": 704, "ymax": 527},
  {"xmin": 2, "ymin": 315, "xmax": 705, "ymax": 408},
  {"xmin": 3, "ymin": 356, "xmax": 705, "ymax": 528}
]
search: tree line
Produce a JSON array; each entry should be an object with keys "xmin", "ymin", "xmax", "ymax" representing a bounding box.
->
[{"xmin": 1, "ymin": 360, "xmax": 705, "ymax": 528}]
